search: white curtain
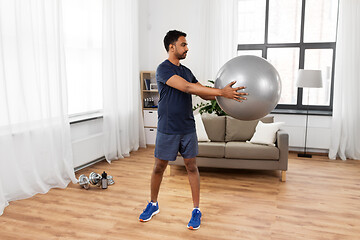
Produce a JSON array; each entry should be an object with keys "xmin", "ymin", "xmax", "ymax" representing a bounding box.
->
[
  {"xmin": 102, "ymin": 0, "xmax": 146, "ymax": 162},
  {"xmin": 62, "ymin": 0, "xmax": 103, "ymax": 115},
  {"xmin": 192, "ymin": 0, "xmax": 238, "ymax": 107},
  {"xmin": 0, "ymin": 0, "xmax": 76, "ymax": 215},
  {"xmin": 200, "ymin": 0, "xmax": 238, "ymax": 83},
  {"xmin": 329, "ymin": 0, "xmax": 360, "ymax": 160}
]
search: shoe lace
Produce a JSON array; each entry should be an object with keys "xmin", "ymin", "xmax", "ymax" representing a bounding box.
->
[
  {"xmin": 190, "ymin": 210, "xmax": 200, "ymax": 222},
  {"xmin": 142, "ymin": 201, "xmax": 152, "ymax": 212}
]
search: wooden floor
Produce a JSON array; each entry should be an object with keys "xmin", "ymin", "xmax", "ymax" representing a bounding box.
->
[{"xmin": 1, "ymin": 147, "xmax": 360, "ymax": 240}]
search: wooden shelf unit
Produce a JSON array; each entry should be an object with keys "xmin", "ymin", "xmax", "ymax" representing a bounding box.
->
[
  {"xmin": 140, "ymin": 71, "xmax": 158, "ymax": 110},
  {"xmin": 140, "ymin": 71, "xmax": 159, "ymax": 145}
]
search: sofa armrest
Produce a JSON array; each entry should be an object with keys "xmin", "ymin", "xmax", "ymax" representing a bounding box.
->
[{"xmin": 276, "ymin": 129, "xmax": 289, "ymax": 171}]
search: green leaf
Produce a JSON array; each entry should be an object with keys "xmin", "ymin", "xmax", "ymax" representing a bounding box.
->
[{"xmin": 192, "ymin": 79, "xmax": 228, "ymax": 116}]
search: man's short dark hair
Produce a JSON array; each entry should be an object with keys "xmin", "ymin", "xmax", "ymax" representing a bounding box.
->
[{"xmin": 163, "ymin": 30, "xmax": 187, "ymax": 52}]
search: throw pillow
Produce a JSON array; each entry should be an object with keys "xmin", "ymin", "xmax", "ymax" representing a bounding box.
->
[
  {"xmin": 194, "ymin": 114, "xmax": 210, "ymax": 142},
  {"xmin": 201, "ymin": 114, "xmax": 226, "ymax": 142},
  {"xmin": 225, "ymin": 116, "xmax": 274, "ymax": 142},
  {"xmin": 248, "ymin": 121, "xmax": 284, "ymax": 146}
]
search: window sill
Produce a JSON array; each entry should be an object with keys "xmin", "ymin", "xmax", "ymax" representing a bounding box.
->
[
  {"xmin": 69, "ymin": 111, "xmax": 103, "ymax": 124},
  {"xmin": 271, "ymin": 109, "xmax": 332, "ymax": 116}
]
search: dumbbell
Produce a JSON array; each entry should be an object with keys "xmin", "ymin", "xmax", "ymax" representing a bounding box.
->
[
  {"xmin": 78, "ymin": 174, "xmax": 90, "ymax": 190},
  {"xmin": 78, "ymin": 172, "xmax": 114, "ymax": 189},
  {"xmin": 89, "ymin": 172, "xmax": 102, "ymax": 186},
  {"xmin": 107, "ymin": 175, "xmax": 115, "ymax": 185}
]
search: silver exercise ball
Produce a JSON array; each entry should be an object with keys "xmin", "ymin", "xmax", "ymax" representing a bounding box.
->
[{"xmin": 215, "ymin": 55, "xmax": 281, "ymax": 121}]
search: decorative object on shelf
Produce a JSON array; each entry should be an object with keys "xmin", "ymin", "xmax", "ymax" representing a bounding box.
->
[
  {"xmin": 150, "ymin": 83, "xmax": 158, "ymax": 90},
  {"xmin": 296, "ymin": 69, "xmax": 323, "ymax": 158},
  {"xmin": 144, "ymin": 97, "xmax": 156, "ymax": 108},
  {"xmin": 77, "ymin": 172, "xmax": 115, "ymax": 190}
]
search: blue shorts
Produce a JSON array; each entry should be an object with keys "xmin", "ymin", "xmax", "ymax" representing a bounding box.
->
[{"xmin": 154, "ymin": 131, "xmax": 198, "ymax": 161}]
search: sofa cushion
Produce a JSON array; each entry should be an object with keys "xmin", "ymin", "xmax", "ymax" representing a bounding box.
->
[
  {"xmin": 198, "ymin": 142, "xmax": 225, "ymax": 158},
  {"xmin": 225, "ymin": 142, "xmax": 279, "ymax": 160},
  {"xmin": 194, "ymin": 113, "xmax": 210, "ymax": 142},
  {"xmin": 201, "ymin": 114, "xmax": 226, "ymax": 142},
  {"xmin": 225, "ymin": 116, "xmax": 274, "ymax": 142}
]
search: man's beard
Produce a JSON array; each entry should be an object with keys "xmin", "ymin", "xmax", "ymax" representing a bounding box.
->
[{"xmin": 175, "ymin": 51, "xmax": 187, "ymax": 60}]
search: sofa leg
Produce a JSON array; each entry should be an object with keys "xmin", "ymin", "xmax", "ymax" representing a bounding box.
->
[
  {"xmin": 165, "ymin": 165, "xmax": 171, "ymax": 176},
  {"xmin": 165, "ymin": 165, "xmax": 174, "ymax": 176},
  {"xmin": 280, "ymin": 170, "xmax": 286, "ymax": 182}
]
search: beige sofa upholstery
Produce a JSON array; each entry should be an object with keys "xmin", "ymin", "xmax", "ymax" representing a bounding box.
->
[{"xmin": 168, "ymin": 114, "xmax": 289, "ymax": 181}]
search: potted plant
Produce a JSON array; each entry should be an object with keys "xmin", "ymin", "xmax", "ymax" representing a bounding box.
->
[{"xmin": 192, "ymin": 80, "xmax": 227, "ymax": 116}]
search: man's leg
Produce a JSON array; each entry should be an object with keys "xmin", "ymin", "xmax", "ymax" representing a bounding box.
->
[
  {"xmin": 139, "ymin": 157, "xmax": 168, "ymax": 222},
  {"xmin": 184, "ymin": 157, "xmax": 202, "ymax": 230},
  {"xmin": 183, "ymin": 157, "xmax": 200, "ymax": 208},
  {"xmin": 140, "ymin": 131, "xmax": 179, "ymax": 222},
  {"xmin": 151, "ymin": 157, "xmax": 168, "ymax": 202}
]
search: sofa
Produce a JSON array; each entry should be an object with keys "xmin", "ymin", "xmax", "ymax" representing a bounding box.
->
[{"xmin": 168, "ymin": 114, "xmax": 289, "ymax": 181}]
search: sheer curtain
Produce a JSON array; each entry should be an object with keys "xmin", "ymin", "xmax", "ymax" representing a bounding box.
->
[
  {"xmin": 0, "ymin": 0, "xmax": 76, "ymax": 215},
  {"xmin": 102, "ymin": 0, "xmax": 146, "ymax": 162},
  {"xmin": 329, "ymin": 0, "xmax": 360, "ymax": 160},
  {"xmin": 192, "ymin": 0, "xmax": 238, "ymax": 107},
  {"xmin": 200, "ymin": 0, "xmax": 238, "ymax": 83},
  {"xmin": 62, "ymin": 0, "xmax": 103, "ymax": 115}
]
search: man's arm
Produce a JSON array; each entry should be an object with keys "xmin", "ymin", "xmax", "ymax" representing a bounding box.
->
[
  {"xmin": 195, "ymin": 82, "xmax": 215, "ymax": 100},
  {"xmin": 166, "ymin": 75, "xmax": 247, "ymax": 102}
]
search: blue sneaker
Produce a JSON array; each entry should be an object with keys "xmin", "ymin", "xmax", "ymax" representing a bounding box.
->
[
  {"xmin": 139, "ymin": 202, "xmax": 159, "ymax": 222},
  {"xmin": 187, "ymin": 209, "xmax": 202, "ymax": 230}
]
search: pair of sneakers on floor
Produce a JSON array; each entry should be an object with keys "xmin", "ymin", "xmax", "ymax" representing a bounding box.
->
[{"xmin": 139, "ymin": 202, "xmax": 202, "ymax": 230}]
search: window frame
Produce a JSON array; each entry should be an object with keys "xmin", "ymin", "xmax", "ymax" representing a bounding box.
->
[{"xmin": 237, "ymin": 0, "xmax": 338, "ymax": 113}]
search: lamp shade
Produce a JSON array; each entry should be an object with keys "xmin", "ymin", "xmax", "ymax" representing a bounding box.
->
[{"xmin": 296, "ymin": 69, "xmax": 323, "ymax": 88}]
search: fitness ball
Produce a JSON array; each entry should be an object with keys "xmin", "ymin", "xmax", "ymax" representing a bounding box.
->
[{"xmin": 215, "ymin": 55, "xmax": 281, "ymax": 120}]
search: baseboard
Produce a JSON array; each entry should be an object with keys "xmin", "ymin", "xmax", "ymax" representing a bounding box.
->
[
  {"xmin": 74, "ymin": 156, "xmax": 106, "ymax": 172},
  {"xmin": 289, "ymin": 147, "xmax": 329, "ymax": 155}
]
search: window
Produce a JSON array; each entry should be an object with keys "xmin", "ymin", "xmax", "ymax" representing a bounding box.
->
[
  {"xmin": 237, "ymin": 50, "xmax": 263, "ymax": 57},
  {"xmin": 267, "ymin": 48, "xmax": 300, "ymax": 104},
  {"xmin": 238, "ymin": 0, "xmax": 266, "ymax": 44},
  {"xmin": 237, "ymin": 0, "xmax": 339, "ymax": 112},
  {"xmin": 268, "ymin": 0, "xmax": 302, "ymax": 43},
  {"xmin": 62, "ymin": 0, "xmax": 102, "ymax": 116}
]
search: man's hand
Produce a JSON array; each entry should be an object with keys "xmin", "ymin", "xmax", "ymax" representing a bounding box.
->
[{"xmin": 221, "ymin": 81, "xmax": 248, "ymax": 102}]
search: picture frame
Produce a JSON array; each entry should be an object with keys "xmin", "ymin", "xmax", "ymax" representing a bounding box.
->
[{"xmin": 150, "ymin": 83, "xmax": 158, "ymax": 90}]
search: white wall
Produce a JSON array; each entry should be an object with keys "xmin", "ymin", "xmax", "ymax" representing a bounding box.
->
[
  {"xmin": 138, "ymin": 0, "xmax": 333, "ymax": 153},
  {"xmin": 139, "ymin": 0, "xmax": 209, "ymax": 84},
  {"xmin": 273, "ymin": 114, "xmax": 331, "ymax": 153},
  {"xmin": 70, "ymin": 118, "xmax": 104, "ymax": 168}
]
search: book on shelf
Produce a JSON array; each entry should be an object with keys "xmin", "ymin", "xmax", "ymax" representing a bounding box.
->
[{"xmin": 144, "ymin": 78, "xmax": 151, "ymax": 90}]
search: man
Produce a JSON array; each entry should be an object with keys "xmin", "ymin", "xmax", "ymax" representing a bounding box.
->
[{"xmin": 139, "ymin": 30, "xmax": 247, "ymax": 230}]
